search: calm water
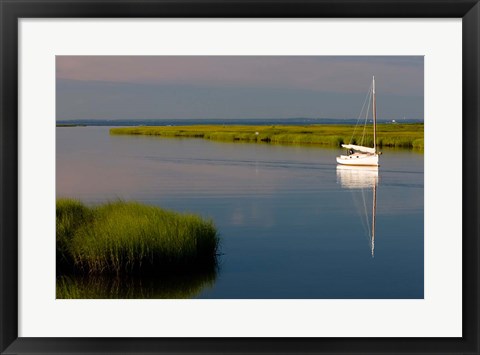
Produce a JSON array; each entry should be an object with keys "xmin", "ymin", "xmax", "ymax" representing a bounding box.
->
[{"xmin": 57, "ymin": 126, "xmax": 424, "ymax": 299}]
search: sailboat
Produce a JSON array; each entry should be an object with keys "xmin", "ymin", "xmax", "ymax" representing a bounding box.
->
[
  {"xmin": 336, "ymin": 165, "xmax": 378, "ymax": 257},
  {"xmin": 336, "ymin": 76, "xmax": 379, "ymax": 166}
]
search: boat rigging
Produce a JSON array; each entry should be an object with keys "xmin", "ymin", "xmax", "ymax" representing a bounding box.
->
[{"xmin": 337, "ymin": 76, "xmax": 380, "ymax": 166}]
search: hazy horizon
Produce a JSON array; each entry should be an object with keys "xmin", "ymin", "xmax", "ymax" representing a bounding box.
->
[
  {"xmin": 57, "ymin": 56, "xmax": 424, "ymax": 121},
  {"xmin": 56, "ymin": 117, "xmax": 424, "ymax": 122}
]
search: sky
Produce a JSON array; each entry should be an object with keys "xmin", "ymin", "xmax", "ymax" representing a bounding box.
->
[{"xmin": 56, "ymin": 56, "xmax": 424, "ymax": 120}]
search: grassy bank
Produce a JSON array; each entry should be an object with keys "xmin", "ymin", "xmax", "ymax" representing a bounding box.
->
[
  {"xmin": 57, "ymin": 199, "xmax": 219, "ymax": 275},
  {"xmin": 110, "ymin": 123, "xmax": 424, "ymax": 150}
]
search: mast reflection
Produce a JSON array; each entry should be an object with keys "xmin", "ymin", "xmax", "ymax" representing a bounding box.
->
[{"xmin": 336, "ymin": 165, "xmax": 379, "ymax": 257}]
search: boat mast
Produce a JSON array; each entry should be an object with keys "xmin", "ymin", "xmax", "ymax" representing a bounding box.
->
[
  {"xmin": 371, "ymin": 180, "xmax": 377, "ymax": 258},
  {"xmin": 372, "ymin": 76, "xmax": 377, "ymax": 154},
  {"xmin": 371, "ymin": 76, "xmax": 377, "ymax": 257}
]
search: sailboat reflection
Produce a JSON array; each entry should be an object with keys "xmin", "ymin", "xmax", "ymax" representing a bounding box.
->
[{"xmin": 336, "ymin": 165, "xmax": 379, "ymax": 257}]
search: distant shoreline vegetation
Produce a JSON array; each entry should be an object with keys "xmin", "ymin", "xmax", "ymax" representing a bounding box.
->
[
  {"xmin": 56, "ymin": 118, "xmax": 424, "ymax": 127},
  {"xmin": 109, "ymin": 123, "xmax": 424, "ymax": 150},
  {"xmin": 56, "ymin": 123, "xmax": 86, "ymax": 127},
  {"xmin": 56, "ymin": 199, "xmax": 219, "ymax": 275}
]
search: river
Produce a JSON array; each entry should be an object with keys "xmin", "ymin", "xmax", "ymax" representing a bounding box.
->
[{"xmin": 56, "ymin": 126, "xmax": 424, "ymax": 299}]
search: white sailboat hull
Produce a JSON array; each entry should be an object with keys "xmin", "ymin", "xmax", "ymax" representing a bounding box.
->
[{"xmin": 336, "ymin": 154, "xmax": 379, "ymax": 166}]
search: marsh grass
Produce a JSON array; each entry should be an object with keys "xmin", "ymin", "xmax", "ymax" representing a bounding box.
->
[
  {"xmin": 57, "ymin": 199, "xmax": 219, "ymax": 275},
  {"xmin": 56, "ymin": 199, "xmax": 94, "ymax": 272},
  {"xmin": 110, "ymin": 123, "xmax": 424, "ymax": 150}
]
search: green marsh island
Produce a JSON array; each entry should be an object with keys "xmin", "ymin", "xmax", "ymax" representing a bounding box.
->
[
  {"xmin": 56, "ymin": 199, "xmax": 219, "ymax": 298},
  {"xmin": 110, "ymin": 123, "xmax": 424, "ymax": 150}
]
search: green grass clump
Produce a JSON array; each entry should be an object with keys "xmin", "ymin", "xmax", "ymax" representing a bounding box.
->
[
  {"xmin": 412, "ymin": 138, "xmax": 424, "ymax": 150},
  {"xmin": 56, "ymin": 199, "xmax": 94, "ymax": 272},
  {"xmin": 110, "ymin": 123, "xmax": 424, "ymax": 151},
  {"xmin": 56, "ymin": 199, "xmax": 219, "ymax": 275}
]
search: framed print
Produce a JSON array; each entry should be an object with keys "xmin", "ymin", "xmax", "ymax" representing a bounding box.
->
[{"xmin": 1, "ymin": 0, "xmax": 479, "ymax": 354}]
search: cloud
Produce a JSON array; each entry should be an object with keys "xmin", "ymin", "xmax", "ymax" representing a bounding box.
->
[{"xmin": 56, "ymin": 56, "xmax": 424, "ymax": 96}]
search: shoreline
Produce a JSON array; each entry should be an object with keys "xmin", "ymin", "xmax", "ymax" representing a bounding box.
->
[{"xmin": 109, "ymin": 123, "xmax": 424, "ymax": 151}]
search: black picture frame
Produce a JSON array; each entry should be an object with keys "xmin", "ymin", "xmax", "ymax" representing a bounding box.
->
[{"xmin": 1, "ymin": 1, "xmax": 479, "ymax": 354}]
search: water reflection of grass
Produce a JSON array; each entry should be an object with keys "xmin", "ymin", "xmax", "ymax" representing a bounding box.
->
[
  {"xmin": 57, "ymin": 199, "xmax": 219, "ymax": 275},
  {"xmin": 110, "ymin": 123, "xmax": 424, "ymax": 150},
  {"xmin": 56, "ymin": 267, "xmax": 217, "ymax": 299}
]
